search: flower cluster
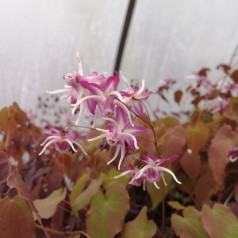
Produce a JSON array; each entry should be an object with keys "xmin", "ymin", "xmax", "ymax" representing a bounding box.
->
[
  {"xmin": 39, "ymin": 126, "xmax": 87, "ymax": 155},
  {"xmin": 115, "ymin": 155, "xmax": 181, "ymax": 190},
  {"xmin": 39, "ymin": 55, "xmax": 181, "ymax": 189}
]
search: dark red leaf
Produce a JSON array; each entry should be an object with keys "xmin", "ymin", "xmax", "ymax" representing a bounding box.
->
[
  {"xmin": 174, "ymin": 90, "xmax": 183, "ymax": 104},
  {"xmin": 217, "ymin": 64, "xmax": 231, "ymax": 74},
  {"xmin": 198, "ymin": 68, "xmax": 210, "ymax": 77},
  {"xmin": 230, "ymin": 69, "xmax": 238, "ymax": 83}
]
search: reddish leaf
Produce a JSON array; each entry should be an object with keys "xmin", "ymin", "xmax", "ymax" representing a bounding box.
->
[
  {"xmin": 185, "ymin": 123, "xmax": 209, "ymax": 155},
  {"xmin": 198, "ymin": 68, "xmax": 210, "ymax": 77},
  {"xmin": 174, "ymin": 90, "xmax": 183, "ymax": 104},
  {"xmin": 223, "ymin": 97, "xmax": 238, "ymax": 121},
  {"xmin": 192, "ymin": 96, "xmax": 204, "ymax": 106},
  {"xmin": 234, "ymin": 183, "xmax": 238, "ymax": 202},
  {"xmin": 7, "ymin": 166, "xmax": 38, "ymax": 214},
  {"xmin": 194, "ymin": 169, "xmax": 219, "ymax": 206},
  {"xmin": 0, "ymin": 150, "xmax": 9, "ymax": 181},
  {"xmin": 0, "ymin": 103, "xmax": 28, "ymax": 147},
  {"xmin": 0, "ymin": 196, "xmax": 35, "ymax": 238},
  {"xmin": 159, "ymin": 125, "xmax": 186, "ymax": 157},
  {"xmin": 231, "ymin": 69, "xmax": 238, "ymax": 83},
  {"xmin": 121, "ymin": 207, "xmax": 157, "ymax": 238},
  {"xmin": 181, "ymin": 153, "xmax": 201, "ymax": 184},
  {"xmin": 217, "ymin": 64, "xmax": 231, "ymax": 74},
  {"xmin": 208, "ymin": 125, "xmax": 238, "ymax": 186},
  {"xmin": 201, "ymin": 203, "xmax": 238, "ymax": 238}
]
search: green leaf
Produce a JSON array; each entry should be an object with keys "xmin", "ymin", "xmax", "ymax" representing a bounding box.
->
[
  {"xmin": 72, "ymin": 178, "xmax": 102, "ymax": 214},
  {"xmin": 171, "ymin": 206, "xmax": 210, "ymax": 238},
  {"xmin": 201, "ymin": 203, "xmax": 238, "ymax": 238},
  {"xmin": 185, "ymin": 123, "xmax": 209, "ymax": 154},
  {"xmin": 0, "ymin": 196, "xmax": 35, "ymax": 238},
  {"xmin": 86, "ymin": 182, "xmax": 129, "ymax": 238},
  {"xmin": 103, "ymin": 169, "xmax": 129, "ymax": 187},
  {"xmin": 167, "ymin": 201, "xmax": 185, "ymax": 210},
  {"xmin": 121, "ymin": 206, "xmax": 157, "ymax": 238},
  {"xmin": 70, "ymin": 173, "xmax": 89, "ymax": 206},
  {"xmin": 33, "ymin": 188, "xmax": 66, "ymax": 219}
]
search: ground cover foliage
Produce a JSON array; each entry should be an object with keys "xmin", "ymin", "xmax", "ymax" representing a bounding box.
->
[{"xmin": 1, "ymin": 54, "xmax": 238, "ymax": 237}]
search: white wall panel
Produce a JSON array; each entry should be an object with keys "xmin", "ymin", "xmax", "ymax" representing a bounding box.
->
[
  {"xmin": 0, "ymin": 0, "xmax": 127, "ymax": 109},
  {"xmin": 121, "ymin": 0, "xmax": 238, "ymax": 88},
  {"xmin": 0, "ymin": 0, "xmax": 238, "ymax": 111}
]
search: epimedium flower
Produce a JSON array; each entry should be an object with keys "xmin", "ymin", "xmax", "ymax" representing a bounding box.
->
[
  {"xmin": 115, "ymin": 155, "xmax": 181, "ymax": 189},
  {"xmin": 39, "ymin": 126, "xmax": 87, "ymax": 155},
  {"xmin": 88, "ymin": 107, "xmax": 148, "ymax": 170},
  {"xmin": 71, "ymin": 73, "xmax": 134, "ymax": 127},
  {"xmin": 119, "ymin": 74, "xmax": 153, "ymax": 119},
  {"xmin": 46, "ymin": 55, "xmax": 107, "ymax": 124},
  {"xmin": 120, "ymin": 73, "xmax": 153, "ymax": 105},
  {"xmin": 115, "ymin": 164, "xmax": 147, "ymax": 189},
  {"xmin": 228, "ymin": 146, "xmax": 238, "ymax": 162}
]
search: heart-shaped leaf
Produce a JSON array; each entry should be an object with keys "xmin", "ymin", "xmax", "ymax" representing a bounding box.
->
[
  {"xmin": 121, "ymin": 206, "xmax": 157, "ymax": 238},
  {"xmin": 171, "ymin": 206, "xmax": 210, "ymax": 238},
  {"xmin": 201, "ymin": 203, "xmax": 238, "ymax": 238},
  {"xmin": 86, "ymin": 182, "xmax": 129, "ymax": 238},
  {"xmin": 185, "ymin": 123, "xmax": 209, "ymax": 154},
  {"xmin": 208, "ymin": 125, "xmax": 238, "ymax": 186},
  {"xmin": 70, "ymin": 173, "xmax": 89, "ymax": 206},
  {"xmin": 167, "ymin": 201, "xmax": 185, "ymax": 210},
  {"xmin": 72, "ymin": 178, "xmax": 102, "ymax": 214},
  {"xmin": 34, "ymin": 188, "xmax": 66, "ymax": 219},
  {"xmin": 0, "ymin": 196, "xmax": 35, "ymax": 238}
]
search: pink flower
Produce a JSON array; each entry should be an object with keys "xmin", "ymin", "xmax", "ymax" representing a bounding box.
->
[
  {"xmin": 46, "ymin": 55, "xmax": 107, "ymax": 124},
  {"xmin": 115, "ymin": 164, "xmax": 147, "ymax": 189},
  {"xmin": 72, "ymin": 73, "xmax": 134, "ymax": 127},
  {"xmin": 39, "ymin": 126, "xmax": 87, "ymax": 155},
  {"xmin": 228, "ymin": 146, "xmax": 238, "ymax": 163},
  {"xmin": 120, "ymin": 75, "xmax": 153, "ymax": 105},
  {"xmin": 116, "ymin": 155, "xmax": 181, "ymax": 189},
  {"xmin": 88, "ymin": 107, "xmax": 148, "ymax": 170}
]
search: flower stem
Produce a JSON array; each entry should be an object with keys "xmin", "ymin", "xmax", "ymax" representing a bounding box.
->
[
  {"xmin": 161, "ymin": 184, "xmax": 166, "ymax": 232},
  {"xmin": 35, "ymin": 224, "xmax": 90, "ymax": 238}
]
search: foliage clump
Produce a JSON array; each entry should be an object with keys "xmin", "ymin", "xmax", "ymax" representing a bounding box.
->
[{"xmin": 1, "ymin": 55, "xmax": 238, "ymax": 237}]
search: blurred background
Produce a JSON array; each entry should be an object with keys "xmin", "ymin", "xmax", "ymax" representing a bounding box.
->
[{"xmin": 0, "ymin": 0, "xmax": 238, "ymax": 110}]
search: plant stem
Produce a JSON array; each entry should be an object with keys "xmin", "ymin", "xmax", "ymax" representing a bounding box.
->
[
  {"xmin": 35, "ymin": 224, "xmax": 90, "ymax": 238},
  {"xmin": 224, "ymin": 190, "xmax": 234, "ymax": 205},
  {"xmin": 117, "ymin": 99, "xmax": 160, "ymax": 156},
  {"xmin": 161, "ymin": 184, "xmax": 166, "ymax": 232}
]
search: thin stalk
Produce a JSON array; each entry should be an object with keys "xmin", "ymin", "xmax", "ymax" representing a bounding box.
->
[
  {"xmin": 116, "ymin": 99, "xmax": 159, "ymax": 156},
  {"xmin": 161, "ymin": 184, "xmax": 166, "ymax": 232},
  {"xmin": 35, "ymin": 224, "xmax": 90, "ymax": 238}
]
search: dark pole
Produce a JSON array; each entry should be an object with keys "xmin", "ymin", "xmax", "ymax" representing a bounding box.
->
[{"xmin": 113, "ymin": 0, "xmax": 136, "ymax": 73}]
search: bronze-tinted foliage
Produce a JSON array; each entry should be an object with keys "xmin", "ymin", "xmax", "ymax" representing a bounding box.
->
[
  {"xmin": 0, "ymin": 196, "xmax": 35, "ymax": 238},
  {"xmin": 1, "ymin": 61, "xmax": 238, "ymax": 237}
]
